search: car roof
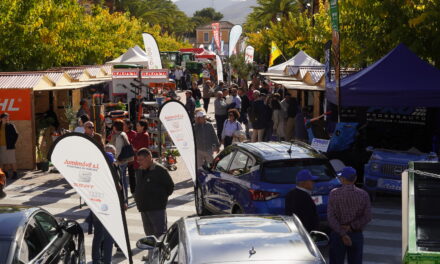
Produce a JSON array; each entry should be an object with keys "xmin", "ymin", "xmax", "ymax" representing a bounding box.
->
[
  {"xmin": 234, "ymin": 141, "xmax": 326, "ymax": 162},
  {"xmin": 182, "ymin": 215, "xmax": 321, "ymax": 263},
  {"xmin": 0, "ymin": 205, "xmax": 38, "ymax": 239}
]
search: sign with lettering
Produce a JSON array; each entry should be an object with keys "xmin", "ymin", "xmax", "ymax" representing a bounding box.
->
[
  {"xmin": 50, "ymin": 133, "xmax": 132, "ymax": 263},
  {"xmin": 311, "ymin": 138, "xmax": 331, "ymax": 152},
  {"xmin": 0, "ymin": 89, "xmax": 32, "ymax": 120}
]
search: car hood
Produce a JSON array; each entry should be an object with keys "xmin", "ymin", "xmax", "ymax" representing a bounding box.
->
[
  {"xmin": 371, "ymin": 148, "xmax": 434, "ymax": 163},
  {"xmin": 190, "ymin": 233, "xmax": 321, "ymax": 263}
]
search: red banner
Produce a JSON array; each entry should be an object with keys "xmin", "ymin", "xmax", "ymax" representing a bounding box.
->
[
  {"xmin": 0, "ymin": 89, "xmax": 32, "ymax": 120},
  {"xmin": 211, "ymin": 22, "xmax": 221, "ymax": 52}
]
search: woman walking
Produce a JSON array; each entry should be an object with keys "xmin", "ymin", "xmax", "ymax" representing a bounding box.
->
[{"xmin": 221, "ymin": 109, "xmax": 242, "ymax": 148}]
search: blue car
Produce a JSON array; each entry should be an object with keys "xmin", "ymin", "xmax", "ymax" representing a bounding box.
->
[
  {"xmin": 364, "ymin": 148, "xmax": 438, "ymax": 195},
  {"xmin": 196, "ymin": 141, "xmax": 340, "ymax": 220}
]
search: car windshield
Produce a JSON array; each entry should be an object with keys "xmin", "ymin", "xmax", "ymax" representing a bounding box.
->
[
  {"xmin": 0, "ymin": 240, "xmax": 12, "ymax": 263},
  {"xmin": 261, "ymin": 159, "xmax": 336, "ymax": 184}
]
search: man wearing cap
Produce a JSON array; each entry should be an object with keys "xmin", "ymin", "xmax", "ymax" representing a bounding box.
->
[
  {"xmin": 194, "ymin": 111, "xmax": 220, "ymax": 168},
  {"xmin": 285, "ymin": 169, "xmax": 319, "ymax": 232},
  {"xmin": 327, "ymin": 167, "xmax": 371, "ymax": 264}
]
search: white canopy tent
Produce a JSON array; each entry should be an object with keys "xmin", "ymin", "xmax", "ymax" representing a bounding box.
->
[
  {"xmin": 106, "ymin": 45, "xmax": 149, "ymax": 67},
  {"xmin": 267, "ymin": 50, "xmax": 324, "ymax": 74}
]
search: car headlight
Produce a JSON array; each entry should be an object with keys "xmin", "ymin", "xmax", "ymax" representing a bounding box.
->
[{"xmin": 370, "ymin": 162, "xmax": 380, "ymax": 171}]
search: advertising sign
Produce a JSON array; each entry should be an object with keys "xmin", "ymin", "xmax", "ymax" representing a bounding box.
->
[
  {"xmin": 141, "ymin": 69, "xmax": 169, "ymax": 80},
  {"xmin": 112, "ymin": 69, "xmax": 141, "ymax": 101},
  {"xmin": 159, "ymin": 101, "xmax": 196, "ymax": 184},
  {"xmin": 49, "ymin": 134, "xmax": 132, "ymax": 263},
  {"xmin": 311, "ymin": 138, "xmax": 330, "ymax": 152},
  {"xmin": 211, "ymin": 22, "xmax": 221, "ymax": 52},
  {"xmin": 330, "ymin": 0, "xmax": 339, "ymax": 32},
  {"xmin": 228, "ymin": 25, "xmax": 242, "ymax": 57},
  {"xmin": 142, "ymin": 33, "xmax": 163, "ymax": 69},
  {"xmin": 0, "ymin": 89, "xmax": 32, "ymax": 120},
  {"xmin": 216, "ymin": 55, "xmax": 224, "ymax": 84},
  {"xmin": 245, "ymin": 46, "xmax": 255, "ymax": 64}
]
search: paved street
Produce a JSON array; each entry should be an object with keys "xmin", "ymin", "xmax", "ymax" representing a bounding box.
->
[
  {"xmin": 2, "ymin": 160, "xmax": 196, "ymax": 263},
  {"xmin": 3, "ymin": 163, "xmax": 402, "ymax": 264}
]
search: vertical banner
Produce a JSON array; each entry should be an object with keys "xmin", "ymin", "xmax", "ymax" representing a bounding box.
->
[
  {"xmin": 228, "ymin": 25, "xmax": 243, "ymax": 57},
  {"xmin": 330, "ymin": 0, "xmax": 341, "ymax": 117},
  {"xmin": 142, "ymin": 33, "xmax": 163, "ymax": 69},
  {"xmin": 49, "ymin": 134, "xmax": 132, "ymax": 263},
  {"xmin": 211, "ymin": 22, "xmax": 221, "ymax": 52},
  {"xmin": 245, "ymin": 46, "xmax": 255, "ymax": 64},
  {"xmin": 159, "ymin": 101, "xmax": 196, "ymax": 184},
  {"xmin": 324, "ymin": 40, "xmax": 332, "ymax": 86},
  {"xmin": 216, "ymin": 55, "xmax": 224, "ymax": 83}
]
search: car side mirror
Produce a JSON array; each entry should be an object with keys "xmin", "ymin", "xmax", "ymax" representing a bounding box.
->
[
  {"xmin": 60, "ymin": 220, "xmax": 82, "ymax": 235},
  {"xmin": 137, "ymin": 236, "xmax": 162, "ymax": 250},
  {"xmin": 310, "ymin": 231, "xmax": 329, "ymax": 247}
]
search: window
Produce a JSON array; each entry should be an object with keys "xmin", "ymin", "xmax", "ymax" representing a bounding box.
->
[
  {"xmin": 215, "ymin": 151, "xmax": 235, "ymax": 173},
  {"xmin": 18, "ymin": 221, "xmax": 47, "ymax": 262},
  {"xmin": 203, "ymin": 32, "xmax": 209, "ymax": 43},
  {"xmin": 34, "ymin": 212, "xmax": 59, "ymax": 241},
  {"xmin": 160, "ymin": 224, "xmax": 179, "ymax": 264},
  {"xmin": 261, "ymin": 159, "xmax": 336, "ymax": 184},
  {"xmin": 229, "ymin": 152, "xmax": 250, "ymax": 176}
]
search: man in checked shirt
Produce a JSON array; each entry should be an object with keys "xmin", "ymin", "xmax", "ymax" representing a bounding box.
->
[{"xmin": 327, "ymin": 167, "xmax": 372, "ymax": 264}]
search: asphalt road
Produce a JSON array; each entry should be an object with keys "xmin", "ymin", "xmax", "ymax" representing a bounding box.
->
[{"xmin": 3, "ymin": 164, "xmax": 402, "ymax": 264}]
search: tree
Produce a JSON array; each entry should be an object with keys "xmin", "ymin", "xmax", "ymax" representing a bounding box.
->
[
  {"xmin": 191, "ymin": 7, "xmax": 224, "ymax": 28},
  {"xmin": 0, "ymin": 0, "xmax": 191, "ymax": 71},
  {"xmin": 228, "ymin": 54, "xmax": 255, "ymax": 82}
]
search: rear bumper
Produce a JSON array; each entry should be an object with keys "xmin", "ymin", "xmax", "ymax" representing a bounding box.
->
[{"xmin": 363, "ymin": 172, "xmax": 402, "ymax": 193}]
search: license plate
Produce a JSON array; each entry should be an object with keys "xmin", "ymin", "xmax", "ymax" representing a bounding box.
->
[
  {"xmin": 312, "ymin": 196, "xmax": 323, "ymax": 205},
  {"xmin": 377, "ymin": 178, "xmax": 401, "ymax": 191}
]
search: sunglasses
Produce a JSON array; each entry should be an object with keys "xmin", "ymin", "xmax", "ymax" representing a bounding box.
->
[{"xmin": 86, "ymin": 126, "xmax": 94, "ymax": 129}]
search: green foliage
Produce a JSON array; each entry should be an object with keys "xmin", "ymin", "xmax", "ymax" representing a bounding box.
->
[
  {"xmin": 0, "ymin": 0, "xmax": 191, "ymax": 71},
  {"xmin": 228, "ymin": 54, "xmax": 255, "ymax": 80},
  {"xmin": 245, "ymin": 0, "xmax": 440, "ymax": 68},
  {"xmin": 191, "ymin": 8, "xmax": 224, "ymax": 29}
]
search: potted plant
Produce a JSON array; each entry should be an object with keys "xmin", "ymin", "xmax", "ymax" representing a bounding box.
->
[
  {"xmin": 164, "ymin": 149, "xmax": 180, "ymax": 171},
  {"xmin": 64, "ymin": 103, "xmax": 77, "ymax": 131},
  {"xmin": 35, "ymin": 117, "xmax": 53, "ymax": 171}
]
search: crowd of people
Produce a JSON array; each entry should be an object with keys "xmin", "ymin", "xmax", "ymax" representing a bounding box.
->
[{"xmin": 184, "ymin": 74, "xmax": 313, "ymax": 168}]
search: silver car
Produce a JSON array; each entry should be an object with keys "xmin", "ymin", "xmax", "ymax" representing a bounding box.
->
[{"xmin": 137, "ymin": 214, "xmax": 328, "ymax": 264}]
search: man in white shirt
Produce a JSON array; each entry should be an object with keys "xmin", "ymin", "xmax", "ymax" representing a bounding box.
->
[{"xmin": 175, "ymin": 67, "xmax": 183, "ymax": 90}]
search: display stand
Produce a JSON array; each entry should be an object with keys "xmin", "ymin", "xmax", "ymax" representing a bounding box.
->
[{"xmin": 141, "ymin": 101, "xmax": 176, "ymax": 167}]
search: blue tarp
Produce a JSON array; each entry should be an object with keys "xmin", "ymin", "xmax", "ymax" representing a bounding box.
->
[{"xmin": 326, "ymin": 44, "xmax": 440, "ymax": 107}]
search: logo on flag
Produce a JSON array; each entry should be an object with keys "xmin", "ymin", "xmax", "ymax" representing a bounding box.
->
[{"xmin": 269, "ymin": 41, "xmax": 283, "ymax": 67}]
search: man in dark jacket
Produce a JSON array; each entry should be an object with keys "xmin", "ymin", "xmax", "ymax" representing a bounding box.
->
[
  {"xmin": 135, "ymin": 148, "xmax": 174, "ymax": 260},
  {"xmin": 135, "ymin": 148, "xmax": 174, "ymax": 235},
  {"xmin": 285, "ymin": 169, "xmax": 319, "ymax": 232},
  {"xmin": 250, "ymin": 91, "xmax": 269, "ymax": 142},
  {"xmin": 0, "ymin": 113, "xmax": 19, "ymax": 179}
]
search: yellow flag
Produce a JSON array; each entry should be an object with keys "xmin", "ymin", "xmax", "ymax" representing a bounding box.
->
[{"xmin": 269, "ymin": 41, "xmax": 282, "ymax": 67}]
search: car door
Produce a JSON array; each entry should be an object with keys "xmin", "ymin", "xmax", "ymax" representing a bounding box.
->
[
  {"xmin": 34, "ymin": 211, "xmax": 72, "ymax": 264},
  {"xmin": 159, "ymin": 224, "xmax": 180, "ymax": 264},
  {"xmin": 205, "ymin": 148, "xmax": 236, "ymax": 213},
  {"xmin": 16, "ymin": 218, "xmax": 49, "ymax": 264},
  {"xmin": 221, "ymin": 151, "xmax": 254, "ymax": 213}
]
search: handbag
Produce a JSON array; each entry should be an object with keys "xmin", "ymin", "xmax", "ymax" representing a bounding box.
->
[{"xmin": 117, "ymin": 135, "xmax": 135, "ymax": 161}]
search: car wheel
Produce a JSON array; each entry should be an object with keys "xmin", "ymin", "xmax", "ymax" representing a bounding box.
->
[
  {"xmin": 195, "ymin": 186, "xmax": 209, "ymax": 216},
  {"xmin": 232, "ymin": 206, "xmax": 243, "ymax": 214}
]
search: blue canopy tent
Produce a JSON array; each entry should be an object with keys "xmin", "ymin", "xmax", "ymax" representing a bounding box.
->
[{"xmin": 326, "ymin": 44, "xmax": 440, "ymax": 107}]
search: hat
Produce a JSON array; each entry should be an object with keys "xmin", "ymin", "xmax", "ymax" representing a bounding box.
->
[
  {"xmin": 0, "ymin": 113, "xmax": 9, "ymax": 118},
  {"xmin": 296, "ymin": 169, "xmax": 319, "ymax": 182},
  {"xmin": 195, "ymin": 111, "xmax": 206, "ymax": 118},
  {"xmin": 337, "ymin": 167, "xmax": 357, "ymax": 182}
]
